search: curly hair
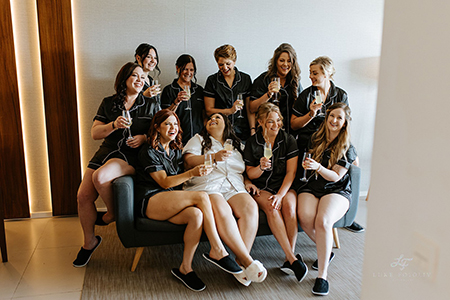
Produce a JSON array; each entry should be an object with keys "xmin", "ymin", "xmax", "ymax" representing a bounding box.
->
[
  {"xmin": 147, "ymin": 109, "xmax": 183, "ymax": 151},
  {"xmin": 310, "ymin": 103, "xmax": 352, "ymax": 168},
  {"xmin": 113, "ymin": 62, "xmax": 142, "ymax": 108},
  {"xmin": 266, "ymin": 43, "xmax": 301, "ymax": 100},
  {"xmin": 199, "ymin": 113, "xmax": 242, "ymax": 155},
  {"xmin": 134, "ymin": 43, "xmax": 161, "ymax": 76}
]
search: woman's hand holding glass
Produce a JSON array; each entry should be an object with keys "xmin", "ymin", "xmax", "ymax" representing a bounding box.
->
[
  {"xmin": 192, "ymin": 164, "xmax": 213, "ymax": 177},
  {"xmin": 145, "ymin": 80, "xmax": 161, "ymax": 97},
  {"xmin": 214, "ymin": 149, "xmax": 232, "ymax": 162},
  {"xmin": 259, "ymin": 156, "xmax": 272, "ymax": 171},
  {"xmin": 302, "ymin": 156, "xmax": 321, "ymax": 171},
  {"xmin": 176, "ymin": 90, "xmax": 190, "ymax": 104}
]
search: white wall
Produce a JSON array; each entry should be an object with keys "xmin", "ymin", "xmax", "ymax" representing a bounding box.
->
[
  {"xmin": 72, "ymin": 0, "xmax": 383, "ymax": 193},
  {"xmin": 362, "ymin": 0, "xmax": 450, "ymax": 299}
]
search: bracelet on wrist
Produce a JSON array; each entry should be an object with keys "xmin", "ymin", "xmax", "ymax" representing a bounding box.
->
[
  {"xmin": 259, "ymin": 165, "xmax": 264, "ymax": 171},
  {"xmin": 266, "ymin": 92, "xmax": 272, "ymax": 99},
  {"xmin": 309, "ymin": 111, "xmax": 315, "ymax": 118},
  {"xmin": 112, "ymin": 121, "xmax": 116, "ymax": 129}
]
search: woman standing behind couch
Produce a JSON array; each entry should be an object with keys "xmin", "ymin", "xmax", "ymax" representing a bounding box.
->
[
  {"xmin": 134, "ymin": 43, "xmax": 162, "ymax": 103},
  {"xmin": 73, "ymin": 62, "xmax": 160, "ymax": 268},
  {"xmin": 249, "ymin": 43, "xmax": 302, "ymax": 136},
  {"xmin": 204, "ymin": 44, "xmax": 253, "ymax": 142},
  {"xmin": 183, "ymin": 113, "xmax": 267, "ymax": 286},
  {"xmin": 296, "ymin": 103, "xmax": 357, "ymax": 296},
  {"xmin": 161, "ymin": 54, "xmax": 205, "ymax": 145},
  {"xmin": 134, "ymin": 109, "xmax": 243, "ymax": 292},
  {"xmin": 291, "ymin": 56, "xmax": 348, "ymax": 153},
  {"xmin": 244, "ymin": 103, "xmax": 308, "ymax": 283}
]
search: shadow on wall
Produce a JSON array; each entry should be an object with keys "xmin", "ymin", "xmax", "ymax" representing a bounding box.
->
[{"xmin": 350, "ymin": 56, "xmax": 380, "ymax": 82}]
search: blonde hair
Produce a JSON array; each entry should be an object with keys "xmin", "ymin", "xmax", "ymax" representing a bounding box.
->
[
  {"xmin": 214, "ymin": 44, "xmax": 237, "ymax": 62},
  {"xmin": 256, "ymin": 103, "xmax": 283, "ymax": 140},
  {"xmin": 310, "ymin": 56, "xmax": 336, "ymax": 80},
  {"xmin": 310, "ymin": 103, "xmax": 351, "ymax": 168}
]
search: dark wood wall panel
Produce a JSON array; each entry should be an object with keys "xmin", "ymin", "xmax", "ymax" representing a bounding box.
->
[
  {"xmin": 0, "ymin": 0, "xmax": 30, "ymax": 219},
  {"xmin": 36, "ymin": 0, "xmax": 80, "ymax": 216}
]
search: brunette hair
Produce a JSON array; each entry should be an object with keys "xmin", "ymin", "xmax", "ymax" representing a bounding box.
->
[
  {"xmin": 266, "ymin": 43, "xmax": 301, "ymax": 100},
  {"xmin": 214, "ymin": 44, "xmax": 237, "ymax": 62},
  {"xmin": 310, "ymin": 56, "xmax": 335, "ymax": 80},
  {"xmin": 310, "ymin": 103, "xmax": 352, "ymax": 168},
  {"xmin": 147, "ymin": 109, "xmax": 183, "ymax": 150},
  {"xmin": 199, "ymin": 113, "xmax": 242, "ymax": 155},
  {"xmin": 113, "ymin": 62, "xmax": 142, "ymax": 106},
  {"xmin": 176, "ymin": 54, "xmax": 198, "ymax": 83},
  {"xmin": 134, "ymin": 43, "xmax": 161, "ymax": 76}
]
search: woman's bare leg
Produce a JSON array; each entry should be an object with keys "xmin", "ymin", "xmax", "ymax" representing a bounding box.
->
[
  {"xmin": 167, "ymin": 207, "xmax": 203, "ymax": 274},
  {"xmin": 254, "ymin": 190, "xmax": 296, "ymax": 264},
  {"xmin": 77, "ymin": 168, "xmax": 99, "ymax": 250},
  {"xmin": 147, "ymin": 191, "xmax": 228, "ymax": 260},
  {"xmin": 92, "ymin": 158, "xmax": 135, "ymax": 223},
  {"xmin": 315, "ymin": 194, "xmax": 349, "ymax": 279},
  {"xmin": 297, "ymin": 192, "xmax": 320, "ymax": 243},
  {"xmin": 281, "ymin": 189, "xmax": 298, "ymax": 254},
  {"xmin": 209, "ymin": 194, "xmax": 254, "ymax": 268},
  {"xmin": 228, "ymin": 193, "xmax": 259, "ymax": 252}
]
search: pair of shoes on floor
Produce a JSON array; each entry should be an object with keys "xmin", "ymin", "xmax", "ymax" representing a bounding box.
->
[
  {"xmin": 311, "ymin": 252, "xmax": 335, "ymax": 270},
  {"xmin": 233, "ymin": 265, "xmax": 251, "ymax": 286},
  {"xmin": 73, "ymin": 236, "xmax": 102, "ymax": 267},
  {"xmin": 95, "ymin": 211, "xmax": 109, "ymax": 226},
  {"xmin": 344, "ymin": 221, "xmax": 365, "ymax": 233},
  {"xmin": 202, "ymin": 253, "xmax": 242, "ymax": 274},
  {"xmin": 280, "ymin": 254, "xmax": 308, "ymax": 282},
  {"xmin": 171, "ymin": 268, "xmax": 206, "ymax": 292},
  {"xmin": 312, "ymin": 277, "xmax": 329, "ymax": 296}
]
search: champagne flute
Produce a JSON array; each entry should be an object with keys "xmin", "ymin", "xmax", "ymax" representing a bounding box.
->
[
  {"xmin": 300, "ymin": 152, "xmax": 311, "ymax": 182},
  {"xmin": 272, "ymin": 77, "xmax": 281, "ymax": 104},
  {"xmin": 184, "ymin": 85, "xmax": 192, "ymax": 110},
  {"xmin": 263, "ymin": 142, "xmax": 273, "ymax": 171},
  {"xmin": 236, "ymin": 93, "xmax": 244, "ymax": 118},
  {"xmin": 122, "ymin": 110, "xmax": 133, "ymax": 140},
  {"xmin": 204, "ymin": 153, "xmax": 213, "ymax": 184},
  {"xmin": 224, "ymin": 139, "xmax": 233, "ymax": 151},
  {"xmin": 314, "ymin": 90, "xmax": 324, "ymax": 116}
]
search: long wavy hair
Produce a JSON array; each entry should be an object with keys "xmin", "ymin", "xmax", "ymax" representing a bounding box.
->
[
  {"xmin": 200, "ymin": 113, "xmax": 242, "ymax": 155},
  {"xmin": 113, "ymin": 62, "xmax": 142, "ymax": 107},
  {"xmin": 176, "ymin": 54, "xmax": 198, "ymax": 83},
  {"xmin": 147, "ymin": 109, "xmax": 183, "ymax": 151},
  {"xmin": 310, "ymin": 102, "xmax": 351, "ymax": 168},
  {"xmin": 134, "ymin": 43, "xmax": 161, "ymax": 76},
  {"xmin": 266, "ymin": 43, "xmax": 301, "ymax": 100}
]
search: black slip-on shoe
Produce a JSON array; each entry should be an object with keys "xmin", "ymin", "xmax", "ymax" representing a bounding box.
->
[
  {"xmin": 291, "ymin": 259, "xmax": 308, "ymax": 282},
  {"xmin": 312, "ymin": 277, "xmax": 329, "ymax": 296},
  {"xmin": 171, "ymin": 268, "xmax": 206, "ymax": 292},
  {"xmin": 344, "ymin": 222, "xmax": 365, "ymax": 233},
  {"xmin": 311, "ymin": 252, "xmax": 335, "ymax": 271},
  {"xmin": 280, "ymin": 260, "xmax": 294, "ymax": 275},
  {"xmin": 202, "ymin": 253, "xmax": 242, "ymax": 274},
  {"xmin": 73, "ymin": 236, "xmax": 102, "ymax": 267}
]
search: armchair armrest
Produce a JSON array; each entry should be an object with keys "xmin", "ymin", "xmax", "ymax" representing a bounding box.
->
[{"xmin": 113, "ymin": 175, "xmax": 136, "ymax": 248}]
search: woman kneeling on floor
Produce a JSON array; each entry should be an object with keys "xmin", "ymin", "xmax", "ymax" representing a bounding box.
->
[
  {"xmin": 183, "ymin": 113, "xmax": 267, "ymax": 286},
  {"xmin": 134, "ymin": 109, "xmax": 247, "ymax": 292},
  {"xmin": 296, "ymin": 103, "xmax": 357, "ymax": 296}
]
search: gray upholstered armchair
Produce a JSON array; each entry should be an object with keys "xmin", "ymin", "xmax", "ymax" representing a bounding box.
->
[{"xmin": 113, "ymin": 165, "xmax": 360, "ymax": 271}]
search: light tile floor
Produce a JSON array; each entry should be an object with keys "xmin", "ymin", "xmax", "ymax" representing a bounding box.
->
[{"xmin": 1, "ymin": 201, "xmax": 367, "ymax": 299}]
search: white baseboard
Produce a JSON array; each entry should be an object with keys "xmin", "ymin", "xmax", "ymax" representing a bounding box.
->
[
  {"xmin": 30, "ymin": 211, "xmax": 53, "ymax": 218},
  {"xmin": 359, "ymin": 190, "xmax": 368, "ymax": 202}
]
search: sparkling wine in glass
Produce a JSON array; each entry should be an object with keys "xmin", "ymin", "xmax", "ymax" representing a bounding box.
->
[
  {"xmin": 184, "ymin": 85, "xmax": 192, "ymax": 110},
  {"xmin": 236, "ymin": 93, "xmax": 244, "ymax": 118},
  {"xmin": 300, "ymin": 152, "xmax": 312, "ymax": 182},
  {"xmin": 263, "ymin": 142, "xmax": 273, "ymax": 171},
  {"xmin": 204, "ymin": 153, "xmax": 213, "ymax": 167},
  {"xmin": 122, "ymin": 110, "xmax": 133, "ymax": 140},
  {"xmin": 314, "ymin": 90, "xmax": 325, "ymax": 116},
  {"xmin": 272, "ymin": 77, "xmax": 281, "ymax": 104},
  {"xmin": 224, "ymin": 139, "xmax": 233, "ymax": 151}
]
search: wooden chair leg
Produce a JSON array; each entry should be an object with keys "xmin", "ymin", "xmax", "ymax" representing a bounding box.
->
[
  {"xmin": 333, "ymin": 228, "xmax": 341, "ymax": 249},
  {"xmin": 131, "ymin": 247, "xmax": 144, "ymax": 272}
]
